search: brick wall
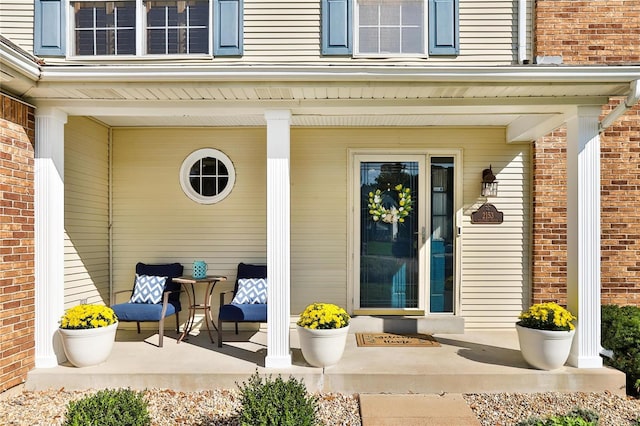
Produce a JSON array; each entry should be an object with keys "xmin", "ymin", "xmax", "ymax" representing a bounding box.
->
[
  {"xmin": 535, "ymin": 0, "xmax": 640, "ymax": 64},
  {"xmin": 0, "ymin": 93, "xmax": 35, "ymax": 393},
  {"xmin": 532, "ymin": 128, "xmax": 568, "ymax": 305},
  {"xmin": 534, "ymin": 0, "xmax": 640, "ymax": 306},
  {"xmin": 601, "ymin": 102, "xmax": 640, "ymax": 305}
]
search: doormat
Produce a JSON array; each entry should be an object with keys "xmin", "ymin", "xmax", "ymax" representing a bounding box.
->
[{"xmin": 355, "ymin": 333, "xmax": 440, "ymax": 347}]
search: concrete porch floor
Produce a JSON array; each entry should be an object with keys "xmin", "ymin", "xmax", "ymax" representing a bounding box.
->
[{"xmin": 26, "ymin": 327, "xmax": 626, "ymax": 395}]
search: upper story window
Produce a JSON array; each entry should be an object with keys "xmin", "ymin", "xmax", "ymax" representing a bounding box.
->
[
  {"xmin": 74, "ymin": 1, "xmax": 136, "ymax": 55},
  {"xmin": 62, "ymin": 0, "xmax": 243, "ymax": 57},
  {"xmin": 147, "ymin": 1, "xmax": 209, "ymax": 54},
  {"xmin": 357, "ymin": 0, "xmax": 424, "ymax": 55},
  {"xmin": 321, "ymin": 0, "xmax": 458, "ymax": 57},
  {"xmin": 72, "ymin": 0, "xmax": 209, "ymax": 55}
]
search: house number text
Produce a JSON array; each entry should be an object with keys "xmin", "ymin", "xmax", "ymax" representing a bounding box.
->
[{"xmin": 471, "ymin": 203, "xmax": 504, "ymax": 224}]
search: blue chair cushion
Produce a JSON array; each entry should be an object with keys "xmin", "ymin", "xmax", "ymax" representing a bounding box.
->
[
  {"xmin": 219, "ymin": 303, "xmax": 267, "ymax": 322},
  {"xmin": 112, "ymin": 301, "xmax": 178, "ymax": 322}
]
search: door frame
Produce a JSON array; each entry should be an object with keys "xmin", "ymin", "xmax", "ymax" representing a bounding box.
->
[{"xmin": 347, "ymin": 148, "xmax": 463, "ymax": 316}]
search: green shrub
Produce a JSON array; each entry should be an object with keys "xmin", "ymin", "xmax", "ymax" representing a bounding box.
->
[
  {"xmin": 601, "ymin": 304, "xmax": 640, "ymax": 396},
  {"xmin": 237, "ymin": 371, "xmax": 318, "ymax": 426},
  {"xmin": 63, "ymin": 388, "xmax": 150, "ymax": 426},
  {"xmin": 516, "ymin": 408, "xmax": 599, "ymax": 426}
]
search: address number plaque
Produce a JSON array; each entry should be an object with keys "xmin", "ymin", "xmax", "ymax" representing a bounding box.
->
[{"xmin": 471, "ymin": 203, "xmax": 504, "ymax": 224}]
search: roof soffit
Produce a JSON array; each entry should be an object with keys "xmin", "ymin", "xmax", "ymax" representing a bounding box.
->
[{"xmin": 5, "ymin": 61, "xmax": 636, "ymax": 141}]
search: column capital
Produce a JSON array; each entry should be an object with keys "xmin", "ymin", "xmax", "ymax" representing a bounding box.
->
[
  {"xmin": 35, "ymin": 107, "xmax": 68, "ymax": 123},
  {"xmin": 264, "ymin": 110, "xmax": 291, "ymax": 121},
  {"xmin": 567, "ymin": 104, "xmax": 603, "ymax": 120}
]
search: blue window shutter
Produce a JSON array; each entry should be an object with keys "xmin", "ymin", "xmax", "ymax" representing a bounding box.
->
[
  {"xmin": 34, "ymin": 0, "xmax": 65, "ymax": 56},
  {"xmin": 214, "ymin": 0, "xmax": 243, "ymax": 56},
  {"xmin": 321, "ymin": 0, "xmax": 352, "ymax": 55},
  {"xmin": 429, "ymin": 0, "xmax": 459, "ymax": 55}
]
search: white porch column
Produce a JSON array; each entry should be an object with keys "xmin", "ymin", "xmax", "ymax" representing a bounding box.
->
[
  {"xmin": 566, "ymin": 105, "xmax": 603, "ymax": 368},
  {"xmin": 34, "ymin": 107, "xmax": 67, "ymax": 368},
  {"xmin": 264, "ymin": 110, "xmax": 292, "ymax": 368}
]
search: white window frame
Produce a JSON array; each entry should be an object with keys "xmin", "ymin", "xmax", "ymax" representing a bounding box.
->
[
  {"xmin": 353, "ymin": 0, "xmax": 428, "ymax": 59},
  {"xmin": 67, "ymin": 0, "xmax": 213, "ymax": 59},
  {"xmin": 179, "ymin": 148, "xmax": 236, "ymax": 205}
]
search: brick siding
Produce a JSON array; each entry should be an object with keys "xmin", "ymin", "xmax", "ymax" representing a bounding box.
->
[
  {"xmin": 532, "ymin": 128, "xmax": 568, "ymax": 305},
  {"xmin": 535, "ymin": 0, "xmax": 640, "ymax": 65},
  {"xmin": 534, "ymin": 0, "xmax": 640, "ymax": 306},
  {"xmin": 0, "ymin": 93, "xmax": 35, "ymax": 393}
]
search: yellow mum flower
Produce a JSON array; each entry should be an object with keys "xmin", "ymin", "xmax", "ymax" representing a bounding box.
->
[
  {"xmin": 60, "ymin": 304, "xmax": 118, "ymax": 330},
  {"xmin": 297, "ymin": 303, "xmax": 350, "ymax": 330},
  {"xmin": 518, "ymin": 302, "xmax": 575, "ymax": 331}
]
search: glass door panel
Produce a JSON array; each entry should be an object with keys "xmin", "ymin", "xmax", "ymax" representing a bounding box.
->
[
  {"xmin": 360, "ymin": 161, "xmax": 419, "ymax": 308},
  {"xmin": 430, "ymin": 157, "xmax": 455, "ymax": 313}
]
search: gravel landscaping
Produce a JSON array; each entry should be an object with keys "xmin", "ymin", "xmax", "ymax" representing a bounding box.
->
[
  {"xmin": 464, "ymin": 392, "xmax": 640, "ymax": 425},
  {"xmin": 1, "ymin": 388, "xmax": 639, "ymax": 425}
]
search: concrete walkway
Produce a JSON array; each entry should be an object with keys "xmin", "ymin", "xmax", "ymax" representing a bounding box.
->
[{"xmin": 359, "ymin": 393, "xmax": 480, "ymax": 425}]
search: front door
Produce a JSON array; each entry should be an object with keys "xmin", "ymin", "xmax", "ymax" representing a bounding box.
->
[{"xmin": 353, "ymin": 153, "xmax": 457, "ymax": 314}]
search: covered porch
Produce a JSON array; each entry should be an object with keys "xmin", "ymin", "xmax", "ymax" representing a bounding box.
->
[
  {"xmin": 26, "ymin": 326, "xmax": 625, "ymax": 394},
  {"xmin": 21, "ymin": 59, "xmax": 639, "ymax": 371}
]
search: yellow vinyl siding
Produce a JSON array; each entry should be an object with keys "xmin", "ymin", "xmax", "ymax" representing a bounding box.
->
[
  {"xmin": 111, "ymin": 128, "xmax": 268, "ymax": 315},
  {"xmin": 111, "ymin": 127, "xmax": 528, "ymax": 328},
  {"xmin": 244, "ymin": 0, "xmax": 321, "ymax": 60},
  {"xmin": 291, "ymin": 128, "xmax": 529, "ymax": 327},
  {"xmin": 3, "ymin": 0, "xmax": 531, "ymax": 64},
  {"xmin": 241, "ymin": 0, "xmax": 526, "ymax": 65},
  {"xmin": 64, "ymin": 117, "xmax": 110, "ymax": 308},
  {"xmin": 460, "ymin": 146, "xmax": 530, "ymax": 328},
  {"xmin": 0, "ymin": 0, "xmax": 34, "ymax": 53}
]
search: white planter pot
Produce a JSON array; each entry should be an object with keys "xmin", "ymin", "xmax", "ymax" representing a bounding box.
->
[
  {"xmin": 516, "ymin": 324, "xmax": 575, "ymax": 370},
  {"xmin": 58, "ymin": 322, "xmax": 118, "ymax": 367},
  {"xmin": 297, "ymin": 325, "xmax": 349, "ymax": 368}
]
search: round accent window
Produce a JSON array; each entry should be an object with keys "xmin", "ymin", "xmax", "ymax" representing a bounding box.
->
[{"xmin": 180, "ymin": 148, "xmax": 236, "ymax": 204}]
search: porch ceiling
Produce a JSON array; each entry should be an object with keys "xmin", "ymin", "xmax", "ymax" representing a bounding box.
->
[{"xmin": 32, "ymin": 80, "xmax": 624, "ymax": 141}]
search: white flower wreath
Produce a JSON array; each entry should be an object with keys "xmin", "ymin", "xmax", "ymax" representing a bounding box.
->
[{"xmin": 367, "ymin": 184, "xmax": 413, "ymax": 224}]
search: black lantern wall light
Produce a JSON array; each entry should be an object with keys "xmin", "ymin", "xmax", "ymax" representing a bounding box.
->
[{"xmin": 481, "ymin": 165, "xmax": 498, "ymax": 197}]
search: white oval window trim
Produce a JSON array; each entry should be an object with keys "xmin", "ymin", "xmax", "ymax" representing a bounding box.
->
[{"xmin": 179, "ymin": 148, "xmax": 236, "ymax": 204}]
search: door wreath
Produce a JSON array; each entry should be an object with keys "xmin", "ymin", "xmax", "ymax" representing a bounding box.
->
[{"xmin": 367, "ymin": 184, "xmax": 413, "ymax": 224}]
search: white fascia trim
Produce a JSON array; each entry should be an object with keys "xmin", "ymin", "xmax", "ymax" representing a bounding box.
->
[
  {"xmin": 38, "ymin": 65, "xmax": 640, "ymax": 84},
  {"xmin": 0, "ymin": 42, "xmax": 41, "ymax": 81}
]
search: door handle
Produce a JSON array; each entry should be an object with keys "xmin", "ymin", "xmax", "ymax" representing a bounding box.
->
[{"xmin": 414, "ymin": 227, "xmax": 427, "ymax": 244}]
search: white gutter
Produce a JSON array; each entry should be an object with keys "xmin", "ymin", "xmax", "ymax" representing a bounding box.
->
[
  {"xmin": 38, "ymin": 65, "xmax": 640, "ymax": 83},
  {"xmin": 0, "ymin": 38, "xmax": 41, "ymax": 80},
  {"xmin": 518, "ymin": 0, "xmax": 527, "ymax": 64},
  {"xmin": 600, "ymin": 80, "xmax": 640, "ymax": 132}
]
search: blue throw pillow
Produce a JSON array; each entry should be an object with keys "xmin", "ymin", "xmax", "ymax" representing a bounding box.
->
[
  {"xmin": 232, "ymin": 278, "xmax": 267, "ymax": 304},
  {"xmin": 129, "ymin": 274, "xmax": 167, "ymax": 304}
]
